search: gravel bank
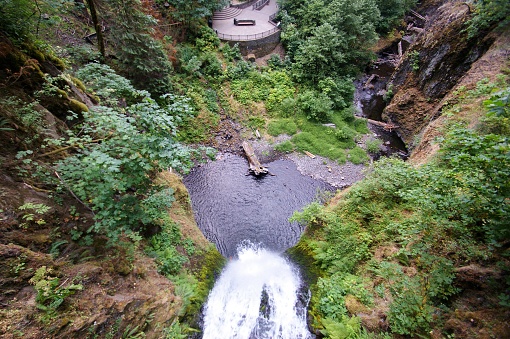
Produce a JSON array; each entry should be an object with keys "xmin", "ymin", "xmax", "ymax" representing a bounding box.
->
[{"xmin": 247, "ymin": 136, "xmax": 368, "ymax": 189}]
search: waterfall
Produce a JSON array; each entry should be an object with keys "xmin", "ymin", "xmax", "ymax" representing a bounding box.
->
[{"xmin": 202, "ymin": 243, "xmax": 313, "ymax": 339}]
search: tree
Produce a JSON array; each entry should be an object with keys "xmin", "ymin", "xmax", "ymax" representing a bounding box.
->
[
  {"xmin": 103, "ymin": 0, "xmax": 174, "ymax": 96},
  {"xmin": 166, "ymin": 0, "xmax": 229, "ymax": 24},
  {"xmin": 292, "ymin": 23, "xmax": 347, "ymax": 84},
  {"xmin": 85, "ymin": 0, "xmax": 105, "ymax": 59},
  {"xmin": 284, "ymin": 0, "xmax": 380, "ymax": 83},
  {"xmin": 375, "ymin": 0, "xmax": 416, "ymax": 33}
]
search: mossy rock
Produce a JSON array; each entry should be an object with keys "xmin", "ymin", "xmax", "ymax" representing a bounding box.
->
[
  {"xmin": 70, "ymin": 76, "xmax": 87, "ymax": 93},
  {"xmin": 184, "ymin": 245, "xmax": 225, "ymax": 325},
  {"xmin": 56, "ymin": 88, "xmax": 69, "ymax": 99},
  {"xmin": 286, "ymin": 236, "xmax": 323, "ymax": 286},
  {"xmin": 21, "ymin": 42, "xmax": 46, "ymax": 63},
  {"xmin": 69, "ymin": 98, "xmax": 88, "ymax": 113}
]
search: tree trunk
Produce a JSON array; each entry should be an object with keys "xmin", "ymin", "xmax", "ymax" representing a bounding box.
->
[
  {"xmin": 86, "ymin": 0, "xmax": 105, "ymax": 60},
  {"xmin": 242, "ymin": 141, "xmax": 268, "ymax": 176}
]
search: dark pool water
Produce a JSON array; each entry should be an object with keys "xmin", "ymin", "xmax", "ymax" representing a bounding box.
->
[{"xmin": 183, "ymin": 153, "xmax": 334, "ymax": 258}]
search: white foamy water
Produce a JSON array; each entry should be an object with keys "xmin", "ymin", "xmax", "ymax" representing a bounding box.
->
[{"xmin": 202, "ymin": 244, "xmax": 313, "ymax": 339}]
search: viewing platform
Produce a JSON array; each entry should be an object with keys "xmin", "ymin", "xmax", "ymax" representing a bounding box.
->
[{"xmin": 212, "ymin": 0, "xmax": 280, "ymax": 42}]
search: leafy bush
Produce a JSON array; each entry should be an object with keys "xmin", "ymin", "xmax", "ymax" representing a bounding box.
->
[
  {"xmin": 146, "ymin": 222, "xmax": 188, "ymax": 276},
  {"xmin": 225, "ymin": 60, "xmax": 255, "ymax": 80},
  {"xmin": 375, "ymin": 0, "xmax": 417, "ymax": 33},
  {"xmin": 230, "ymin": 69, "xmax": 295, "ymax": 113},
  {"xmin": 320, "ymin": 316, "xmax": 362, "ymax": 339},
  {"xmin": 274, "ymin": 140, "xmax": 294, "ymax": 153},
  {"xmin": 481, "ymin": 87, "xmax": 510, "ymax": 135},
  {"xmin": 0, "ymin": 97, "xmax": 46, "ymax": 134},
  {"xmin": 277, "ymin": 97, "xmax": 298, "ymax": 118},
  {"xmin": 334, "ymin": 125, "xmax": 356, "ymax": 141},
  {"xmin": 30, "ymin": 67, "xmax": 201, "ymax": 243},
  {"xmin": 366, "ymin": 138, "xmax": 383, "ymax": 153},
  {"xmin": 318, "ymin": 77, "xmax": 355, "ymax": 111},
  {"xmin": 76, "ymin": 63, "xmax": 147, "ymax": 105},
  {"xmin": 465, "ymin": 0, "xmax": 510, "ymax": 39},
  {"xmin": 267, "ymin": 119, "xmax": 298, "ymax": 136},
  {"xmin": 267, "ymin": 54, "xmax": 287, "ymax": 69},
  {"xmin": 348, "ymin": 146, "xmax": 369, "ymax": 164},
  {"xmin": 297, "ymin": 89, "xmax": 333, "ymax": 122},
  {"xmin": 220, "ymin": 43, "xmax": 242, "ymax": 62},
  {"xmin": 194, "ymin": 26, "xmax": 220, "ymax": 52}
]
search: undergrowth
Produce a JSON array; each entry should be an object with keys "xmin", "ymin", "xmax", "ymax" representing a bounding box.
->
[{"xmin": 291, "ymin": 78, "xmax": 510, "ymax": 337}]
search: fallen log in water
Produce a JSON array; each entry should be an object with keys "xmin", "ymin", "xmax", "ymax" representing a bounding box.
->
[
  {"xmin": 366, "ymin": 119, "xmax": 399, "ymax": 131},
  {"xmin": 242, "ymin": 141, "xmax": 268, "ymax": 176}
]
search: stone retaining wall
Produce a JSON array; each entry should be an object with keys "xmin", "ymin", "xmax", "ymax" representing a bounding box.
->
[{"xmin": 223, "ymin": 29, "xmax": 281, "ymax": 57}]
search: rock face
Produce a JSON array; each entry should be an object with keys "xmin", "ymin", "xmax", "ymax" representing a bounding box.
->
[{"xmin": 382, "ymin": 0, "xmax": 498, "ymax": 147}]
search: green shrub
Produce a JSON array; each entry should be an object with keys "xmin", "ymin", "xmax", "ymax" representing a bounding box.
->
[
  {"xmin": 267, "ymin": 54, "xmax": 287, "ymax": 69},
  {"xmin": 352, "ymin": 118, "xmax": 369, "ymax": 134},
  {"xmin": 297, "ymin": 89, "xmax": 333, "ymax": 122},
  {"xmin": 225, "ymin": 60, "xmax": 254, "ymax": 80},
  {"xmin": 318, "ymin": 76, "xmax": 355, "ymax": 111},
  {"xmin": 76, "ymin": 63, "xmax": 147, "ymax": 105},
  {"xmin": 220, "ymin": 43, "xmax": 242, "ymax": 62},
  {"xmin": 24, "ymin": 67, "xmax": 202, "ymax": 243},
  {"xmin": 230, "ymin": 70, "xmax": 295, "ymax": 112},
  {"xmin": 334, "ymin": 125, "xmax": 356, "ymax": 141},
  {"xmin": 267, "ymin": 119, "xmax": 298, "ymax": 136},
  {"xmin": 277, "ymin": 97, "xmax": 298, "ymax": 118},
  {"xmin": 0, "ymin": 97, "xmax": 45, "ymax": 134},
  {"xmin": 348, "ymin": 147, "xmax": 369, "ymax": 164},
  {"xmin": 274, "ymin": 140, "xmax": 294, "ymax": 153},
  {"xmin": 480, "ymin": 87, "xmax": 510, "ymax": 135},
  {"xmin": 200, "ymin": 52, "xmax": 223, "ymax": 78},
  {"xmin": 366, "ymin": 139, "xmax": 383, "ymax": 153},
  {"xmin": 147, "ymin": 230, "xmax": 188, "ymax": 276},
  {"xmin": 409, "ymin": 50, "xmax": 420, "ymax": 72},
  {"xmin": 194, "ymin": 26, "xmax": 220, "ymax": 52},
  {"xmin": 465, "ymin": 0, "xmax": 510, "ymax": 39},
  {"xmin": 247, "ymin": 115, "xmax": 265, "ymax": 130}
]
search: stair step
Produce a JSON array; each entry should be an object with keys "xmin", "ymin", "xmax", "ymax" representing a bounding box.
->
[{"xmin": 213, "ymin": 7, "xmax": 243, "ymax": 20}]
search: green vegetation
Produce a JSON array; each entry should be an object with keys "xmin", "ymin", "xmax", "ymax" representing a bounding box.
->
[
  {"xmin": 465, "ymin": 0, "xmax": 510, "ymax": 39},
  {"xmin": 267, "ymin": 119, "xmax": 298, "ymax": 136},
  {"xmin": 18, "ymin": 202, "xmax": 51, "ymax": 228},
  {"xmin": 146, "ymin": 221, "xmax": 189, "ymax": 276},
  {"xmin": 365, "ymin": 138, "xmax": 383, "ymax": 153},
  {"xmin": 291, "ymin": 80, "xmax": 510, "ymax": 337},
  {"xmin": 5, "ymin": 0, "xmax": 507, "ymax": 336},
  {"xmin": 29, "ymin": 266, "xmax": 83, "ymax": 322},
  {"xmin": 27, "ymin": 64, "xmax": 202, "ymax": 244}
]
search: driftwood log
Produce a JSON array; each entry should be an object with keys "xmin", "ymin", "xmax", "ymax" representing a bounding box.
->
[
  {"xmin": 366, "ymin": 119, "xmax": 399, "ymax": 131},
  {"xmin": 242, "ymin": 141, "xmax": 268, "ymax": 176}
]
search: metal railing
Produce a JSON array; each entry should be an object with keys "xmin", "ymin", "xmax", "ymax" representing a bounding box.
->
[
  {"xmin": 253, "ymin": 0, "xmax": 269, "ymax": 10},
  {"xmin": 230, "ymin": 0, "xmax": 258, "ymax": 9},
  {"xmin": 216, "ymin": 26, "xmax": 280, "ymax": 41}
]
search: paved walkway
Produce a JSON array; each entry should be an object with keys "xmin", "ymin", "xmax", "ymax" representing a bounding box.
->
[{"xmin": 212, "ymin": 1, "xmax": 279, "ymax": 39}]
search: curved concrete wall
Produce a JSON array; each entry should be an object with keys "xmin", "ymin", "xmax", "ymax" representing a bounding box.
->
[{"xmin": 223, "ymin": 29, "xmax": 281, "ymax": 58}]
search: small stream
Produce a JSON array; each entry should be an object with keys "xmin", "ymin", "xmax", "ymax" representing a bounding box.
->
[{"xmin": 354, "ymin": 51, "xmax": 409, "ymax": 158}]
